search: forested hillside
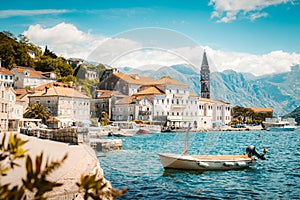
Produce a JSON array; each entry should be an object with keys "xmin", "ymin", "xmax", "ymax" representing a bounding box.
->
[{"xmin": 0, "ymin": 31, "xmax": 74, "ymax": 83}]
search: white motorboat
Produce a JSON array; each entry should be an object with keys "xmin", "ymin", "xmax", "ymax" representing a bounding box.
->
[
  {"xmin": 158, "ymin": 124, "xmax": 266, "ymax": 171},
  {"xmin": 158, "ymin": 153, "xmax": 256, "ymax": 170},
  {"xmin": 111, "ymin": 121, "xmax": 138, "ymax": 135},
  {"xmin": 263, "ymin": 117, "xmax": 297, "ymax": 131}
]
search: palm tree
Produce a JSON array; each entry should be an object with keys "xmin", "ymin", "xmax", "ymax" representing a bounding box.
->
[{"xmin": 24, "ymin": 103, "xmax": 51, "ymax": 124}]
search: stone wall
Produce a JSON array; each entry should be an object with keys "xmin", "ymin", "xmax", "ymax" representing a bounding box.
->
[{"xmin": 20, "ymin": 127, "xmax": 78, "ymax": 144}]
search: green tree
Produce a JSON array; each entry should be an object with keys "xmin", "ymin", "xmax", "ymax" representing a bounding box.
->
[
  {"xmin": 0, "ymin": 32, "xmax": 40, "ymax": 69},
  {"xmin": 23, "ymin": 104, "xmax": 51, "ymax": 124},
  {"xmin": 35, "ymin": 56, "xmax": 74, "ymax": 80},
  {"xmin": 43, "ymin": 46, "xmax": 57, "ymax": 59},
  {"xmin": 231, "ymin": 106, "xmax": 254, "ymax": 123},
  {"xmin": 98, "ymin": 112, "xmax": 110, "ymax": 126}
]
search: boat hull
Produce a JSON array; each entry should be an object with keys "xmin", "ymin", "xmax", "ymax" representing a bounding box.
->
[
  {"xmin": 267, "ymin": 127, "xmax": 296, "ymax": 131},
  {"xmin": 158, "ymin": 153, "xmax": 256, "ymax": 170}
]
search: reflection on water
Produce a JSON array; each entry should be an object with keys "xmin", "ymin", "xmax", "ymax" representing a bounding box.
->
[{"xmin": 98, "ymin": 131, "xmax": 300, "ymax": 199}]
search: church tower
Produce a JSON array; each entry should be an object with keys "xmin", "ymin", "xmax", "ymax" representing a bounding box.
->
[{"xmin": 200, "ymin": 50, "xmax": 210, "ymax": 98}]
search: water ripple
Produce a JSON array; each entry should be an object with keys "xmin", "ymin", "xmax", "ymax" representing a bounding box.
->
[{"xmin": 98, "ymin": 131, "xmax": 300, "ymax": 199}]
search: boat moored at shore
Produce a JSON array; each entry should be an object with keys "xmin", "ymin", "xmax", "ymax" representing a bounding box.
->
[{"xmin": 263, "ymin": 117, "xmax": 297, "ymax": 131}]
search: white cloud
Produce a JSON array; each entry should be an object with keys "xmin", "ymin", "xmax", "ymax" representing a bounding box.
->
[
  {"xmin": 249, "ymin": 12, "xmax": 268, "ymax": 21},
  {"xmin": 209, "ymin": 0, "xmax": 292, "ymax": 22},
  {"xmin": 0, "ymin": 9, "xmax": 72, "ymax": 18},
  {"xmin": 23, "ymin": 22, "xmax": 105, "ymax": 59},
  {"xmin": 23, "ymin": 23, "xmax": 300, "ymax": 76},
  {"xmin": 204, "ymin": 47, "xmax": 300, "ymax": 76}
]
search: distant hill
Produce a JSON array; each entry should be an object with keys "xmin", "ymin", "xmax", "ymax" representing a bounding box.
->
[
  {"xmin": 283, "ymin": 106, "xmax": 300, "ymax": 124},
  {"xmin": 119, "ymin": 64, "xmax": 300, "ymax": 116}
]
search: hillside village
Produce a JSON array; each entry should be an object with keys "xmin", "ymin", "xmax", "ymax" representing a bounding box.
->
[{"xmin": 0, "ymin": 31, "xmax": 276, "ymax": 133}]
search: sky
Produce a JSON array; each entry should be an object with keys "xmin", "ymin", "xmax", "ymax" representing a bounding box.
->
[{"xmin": 1, "ymin": 0, "xmax": 300, "ymax": 76}]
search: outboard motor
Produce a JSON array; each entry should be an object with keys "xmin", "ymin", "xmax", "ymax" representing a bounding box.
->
[{"xmin": 246, "ymin": 145, "xmax": 266, "ymax": 160}]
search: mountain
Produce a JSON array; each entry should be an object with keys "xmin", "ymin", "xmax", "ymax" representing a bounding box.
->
[
  {"xmin": 283, "ymin": 106, "xmax": 300, "ymax": 124},
  {"xmin": 119, "ymin": 64, "xmax": 300, "ymax": 116}
]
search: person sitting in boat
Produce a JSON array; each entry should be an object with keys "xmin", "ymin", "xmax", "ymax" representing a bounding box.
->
[{"xmin": 246, "ymin": 145, "xmax": 266, "ymax": 160}]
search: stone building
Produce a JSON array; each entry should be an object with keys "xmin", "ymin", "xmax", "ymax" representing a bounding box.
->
[
  {"xmin": 0, "ymin": 82, "xmax": 9, "ymax": 131},
  {"xmin": 28, "ymin": 83, "xmax": 90, "ymax": 125},
  {"xmin": 112, "ymin": 96, "xmax": 136, "ymax": 121},
  {"xmin": 0, "ymin": 67, "xmax": 14, "ymax": 87},
  {"xmin": 11, "ymin": 66, "xmax": 56, "ymax": 89},
  {"xmin": 111, "ymin": 76, "xmax": 232, "ymax": 130},
  {"xmin": 91, "ymin": 90, "xmax": 126, "ymax": 120},
  {"xmin": 0, "ymin": 82, "xmax": 23, "ymax": 132},
  {"xmin": 98, "ymin": 72, "xmax": 156, "ymax": 96}
]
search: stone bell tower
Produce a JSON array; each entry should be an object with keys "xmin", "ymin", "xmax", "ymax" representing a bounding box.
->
[{"xmin": 200, "ymin": 50, "xmax": 210, "ymax": 99}]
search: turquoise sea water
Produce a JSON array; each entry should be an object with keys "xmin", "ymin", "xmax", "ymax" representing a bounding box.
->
[{"xmin": 97, "ymin": 131, "xmax": 300, "ymax": 199}]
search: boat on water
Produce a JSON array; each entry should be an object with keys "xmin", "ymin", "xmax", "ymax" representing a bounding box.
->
[
  {"xmin": 111, "ymin": 121, "xmax": 138, "ymax": 135},
  {"xmin": 263, "ymin": 117, "xmax": 297, "ymax": 131},
  {"xmin": 158, "ymin": 124, "xmax": 266, "ymax": 171},
  {"xmin": 108, "ymin": 130, "xmax": 134, "ymax": 137},
  {"xmin": 136, "ymin": 124, "xmax": 162, "ymax": 134}
]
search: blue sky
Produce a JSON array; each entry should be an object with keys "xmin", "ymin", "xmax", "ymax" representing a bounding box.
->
[{"xmin": 1, "ymin": 0, "xmax": 300, "ymax": 75}]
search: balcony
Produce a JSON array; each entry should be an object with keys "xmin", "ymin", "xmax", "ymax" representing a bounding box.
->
[{"xmin": 139, "ymin": 111, "xmax": 152, "ymax": 116}]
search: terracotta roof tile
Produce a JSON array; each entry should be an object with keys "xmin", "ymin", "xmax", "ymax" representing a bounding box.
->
[
  {"xmin": 29, "ymin": 86, "xmax": 89, "ymax": 99},
  {"xmin": 96, "ymin": 90, "xmax": 126, "ymax": 99},
  {"xmin": 249, "ymin": 107, "xmax": 273, "ymax": 113},
  {"xmin": 199, "ymin": 97, "xmax": 230, "ymax": 104},
  {"xmin": 0, "ymin": 67, "xmax": 14, "ymax": 75},
  {"xmin": 114, "ymin": 73, "xmax": 156, "ymax": 85},
  {"xmin": 13, "ymin": 66, "xmax": 47, "ymax": 79},
  {"xmin": 35, "ymin": 82, "xmax": 69, "ymax": 91},
  {"xmin": 133, "ymin": 86, "xmax": 164, "ymax": 96},
  {"xmin": 189, "ymin": 92, "xmax": 199, "ymax": 97},
  {"xmin": 155, "ymin": 77, "xmax": 188, "ymax": 86},
  {"xmin": 115, "ymin": 96, "xmax": 135, "ymax": 105}
]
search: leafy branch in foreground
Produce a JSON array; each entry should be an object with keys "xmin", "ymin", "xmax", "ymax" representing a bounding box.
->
[
  {"xmin": 0, "ymin": 133, "xmax": 67, "ymax": 199},
  {"xmin": 22, "ymin": 153, "xmax": 67, "ymax": 199},
  {"xmin": 0, "ymin": 133, "xmax": 28, "ymax": 176},
  {"xmin": 0, "ymin": 133, "xmax": 126, "ymax": 199},
  {"xmin": 76, "ymin": 172, "xmax": 127, "ymax": 200}
]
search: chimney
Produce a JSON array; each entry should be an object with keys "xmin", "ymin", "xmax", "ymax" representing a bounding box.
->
[{"xmin": 78, "ymin": 85, "xmax": 82, "ymax": 92}]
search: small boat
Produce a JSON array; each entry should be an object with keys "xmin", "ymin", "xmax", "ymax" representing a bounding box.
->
[
  {"xmin": 136, "ymin": 124, "xmax": 161, "ymax": 134},
  {"xmin": 263, "ymin": 117, "xmax": 297, "ymax": 131},
  {"xmin": 136, "ymin": 128, "xmax": 150, "ymax": 135},
  {"xmin": 158, "ymin": 124, "xmax": 266, "ymax": 171},
  {"xmin": 111, "ymin": 121, "xmax": 138, "ymax": 135},
  {"xmin": 108, "ymin": 130, "xmax": 134, "ymax": 137}
]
